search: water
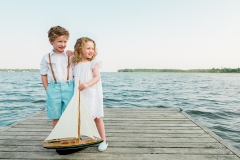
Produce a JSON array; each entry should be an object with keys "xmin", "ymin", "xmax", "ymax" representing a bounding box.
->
[{"xmin": 0, "ymin": 72, "xmax": 239, "ymax": 149}]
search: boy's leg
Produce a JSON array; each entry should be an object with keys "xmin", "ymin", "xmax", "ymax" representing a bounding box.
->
[
  {"xmin": 46, "ymin": 83, "xmax": 62, "ymax": 128},
  {"xmin": 61, "ymin": 81, "xmax": 74, "ymax": 112},
  {"xmin": 52, "ymin": 119, "xmax": 59, "ymax": 128}
]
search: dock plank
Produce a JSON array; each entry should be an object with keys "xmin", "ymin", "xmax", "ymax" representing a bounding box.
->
[
  {"xmin": 0, "ymin": 108, "xmax": 239, "ymax": 159},
  {"xmin": 0, "ymin": 152, "xmax": 239, "ymax": 160}
]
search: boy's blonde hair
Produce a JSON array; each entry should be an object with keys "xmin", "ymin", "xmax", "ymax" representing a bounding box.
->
[
  {"xmin": 72, "ymin": 37, "xmax": 98, "ymax": 64},
  {"xmin": 48, "ymin": 26, "xmax": 69, "ymax": 42}
]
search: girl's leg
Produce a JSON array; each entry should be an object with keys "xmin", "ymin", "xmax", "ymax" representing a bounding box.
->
[{"xmin": 94, "ymin": 117, "xmax": 106, "ymax": 143}]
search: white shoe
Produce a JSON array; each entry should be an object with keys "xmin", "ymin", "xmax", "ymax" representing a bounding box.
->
[{"xmin": 98, "ymin": 141, "xmax": 108, "ymax": 151}]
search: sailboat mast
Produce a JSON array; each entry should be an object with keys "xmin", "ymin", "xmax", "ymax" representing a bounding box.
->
[{"xmin": 78, "ymin": 81, "xmax": 81, "ymax": 141}]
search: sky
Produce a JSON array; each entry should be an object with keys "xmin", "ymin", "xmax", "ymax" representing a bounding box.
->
[{"xmin": 0, "ymin": 0, "xmax": 240, "ymax": 72}]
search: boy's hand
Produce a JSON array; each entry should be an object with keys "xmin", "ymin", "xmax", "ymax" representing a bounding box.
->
[
  {"xmin": 66, "ymin": 50, "xmax": 73, "ymax": 56},
  {"xmin": 78, "ymin": 83, "xmax": 88, "ymax": 91}
]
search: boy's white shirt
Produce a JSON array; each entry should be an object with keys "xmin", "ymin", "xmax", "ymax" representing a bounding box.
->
[{"xmin": 40, "ymin": 50, "xmax": 74, "ymax": 82}]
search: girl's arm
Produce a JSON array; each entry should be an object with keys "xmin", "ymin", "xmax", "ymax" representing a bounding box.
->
[{"xmin": 79, "ymin": 64, "xmax": 100, "ymax": 91}]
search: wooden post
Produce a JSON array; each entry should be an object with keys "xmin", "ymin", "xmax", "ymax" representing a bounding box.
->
[{"xmin": 78, "ymin": 81, "xmax": 81, "ymax": 141}]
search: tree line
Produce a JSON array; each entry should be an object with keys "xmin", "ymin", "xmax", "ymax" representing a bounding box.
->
[
  {"xmin": 118, "ymin": 68, "xmax": 240, "ymax": 73},
  {"xmin": 0, "ymin": 69, "xmax": 40, "ymax": 72}
]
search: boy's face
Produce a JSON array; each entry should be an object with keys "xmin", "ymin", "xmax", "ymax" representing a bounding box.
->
[
  {"xmin": 50, "ymin": 35, "xmax": 68, "ymax": 54},
  {"xmin": 82, "ymin": 41, "xmax": 94, "ymax": 59}
]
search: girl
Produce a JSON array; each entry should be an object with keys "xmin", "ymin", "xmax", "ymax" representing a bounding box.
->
[{"xmin": 72, "ymin": 37, "xmax": 108, "ymax": 151}]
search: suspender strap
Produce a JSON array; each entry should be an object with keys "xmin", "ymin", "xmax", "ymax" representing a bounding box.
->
[
  {"xmin": 48, "ymin": 53, "xmax": 70, "ymax": 83},
  {"xmin": 67, "ymin": 56, "xmax": 70, "ymax": 81},
  {"xmin": 48, "ymin": 53, "xmax": 57, "ymax": 83}
]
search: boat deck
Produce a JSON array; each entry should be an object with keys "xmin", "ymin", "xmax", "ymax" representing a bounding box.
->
[{"xmin": 0, "ymin": 108, "xmax": 239, "ymax": 160}]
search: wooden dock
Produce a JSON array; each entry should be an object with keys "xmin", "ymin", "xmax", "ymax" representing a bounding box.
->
[{"xmin": 0, "ymin": 108, "xmax": 239, "ymax": 160}]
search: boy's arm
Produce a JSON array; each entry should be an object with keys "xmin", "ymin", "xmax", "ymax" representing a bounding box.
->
[
  {"xmin": 79, "ymin": 64, "xmax": 100, "ymax": 91},
  {"xmin": 40, "ymin": 55, "xmax": 49, "ymax": 90},
  {"xmin": 41, "ymin": 75, "xmax": 48, "ymax": 90},
  {"xmin": 66, "ymin": 50, "xmax": 73, "ymax": 56}
]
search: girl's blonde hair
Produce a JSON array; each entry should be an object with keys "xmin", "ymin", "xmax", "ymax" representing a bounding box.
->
[{"xmin": 72, "ymin": 37, "xmax": 97, "ymax": 64}]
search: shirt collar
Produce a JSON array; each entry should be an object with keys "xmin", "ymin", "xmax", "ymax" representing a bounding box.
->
[{"xmin": 50, "ymin": 50, "xmax": 67, "ymax": 56}]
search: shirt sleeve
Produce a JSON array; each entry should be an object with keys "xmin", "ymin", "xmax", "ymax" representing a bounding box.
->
[
  {"xmin": 90, "ymin": 60, "xmax": 102, "ymax": 69},
  {"xmin": 40, "ymin": 55, "xmax": 48, "ymax": 75}
]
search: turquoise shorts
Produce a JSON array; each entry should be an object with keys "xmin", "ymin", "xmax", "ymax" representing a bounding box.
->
[{"xmin": 46, "ymin": 81, "xmax": 74, "ymax": 119}]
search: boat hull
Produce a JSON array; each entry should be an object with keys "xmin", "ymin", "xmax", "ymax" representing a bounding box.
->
[{"xmin": 43, "ymin": 139, "xmax": 103, "ymax": 150}]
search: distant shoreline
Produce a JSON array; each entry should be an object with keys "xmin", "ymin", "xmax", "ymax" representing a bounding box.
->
[
  {"xmin": 0, "ymin": 69, "xmax": 39, "ymax": 72},
  {"xmin": 1, "ymin": 68, "xmax": 240, "ymax": 73},
  {"xmin": 118, "ymin": 68, "xmax": 240, "ymax": 73}
]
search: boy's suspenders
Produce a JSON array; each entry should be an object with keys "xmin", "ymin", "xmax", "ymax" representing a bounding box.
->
[
  {"xmin": 48, "ymin": 53, "xmax": 70, "ymax": 83},
  {"xmin": 67, "ymin": 56, "xmax": 70, "ymax": 81},
  {"xmin": 48, "ymin": 53, "xmax": 57, "ymax": 83}
]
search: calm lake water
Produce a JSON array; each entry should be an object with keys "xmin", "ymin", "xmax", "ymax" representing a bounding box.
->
[{"xmin": 0, "ymin": 72, "xmax": 239, "ymax": 149}]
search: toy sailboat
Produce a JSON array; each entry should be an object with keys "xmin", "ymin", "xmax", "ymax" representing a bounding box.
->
[{"xmin": 43, "ymin": 82, "xmax": 103, "ymax": 149}]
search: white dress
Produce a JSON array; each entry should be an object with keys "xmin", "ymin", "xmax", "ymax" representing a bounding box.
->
[{"xmin": 73, "ymin": 60, "xmax": 104, "ymax": 119}]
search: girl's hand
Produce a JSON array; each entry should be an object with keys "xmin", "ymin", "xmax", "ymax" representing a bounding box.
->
[
  {"xmin": 78, "ymin": 83, "xmax": 88, "ymax": 91},
  {"xmin": 66, "ymin": 50, "xmax": 73, "ymax": 56}
]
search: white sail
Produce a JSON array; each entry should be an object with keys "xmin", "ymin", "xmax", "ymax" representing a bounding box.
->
[
  {"xmin": 44, "ymin": 89, "xmax": 101, "ymax": 141},
  {"xmin": 80, "ymin": 96, "xmax": 101, "ymax": 139}
]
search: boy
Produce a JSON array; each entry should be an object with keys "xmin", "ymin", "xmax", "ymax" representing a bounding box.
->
[{"xmin": 40, "ymin": 26, "xmax": 74, "ymax": 128}]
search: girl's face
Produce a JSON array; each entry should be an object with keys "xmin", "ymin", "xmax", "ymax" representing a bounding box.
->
[{"xmin": 82, "ymin": 41, "xmax": 94, "ymax": 60}]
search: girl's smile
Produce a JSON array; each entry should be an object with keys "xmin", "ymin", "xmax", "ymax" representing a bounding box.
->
[{"xmin": 82, "ymin": 41, "xmax": 95, "ymax": 61}]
